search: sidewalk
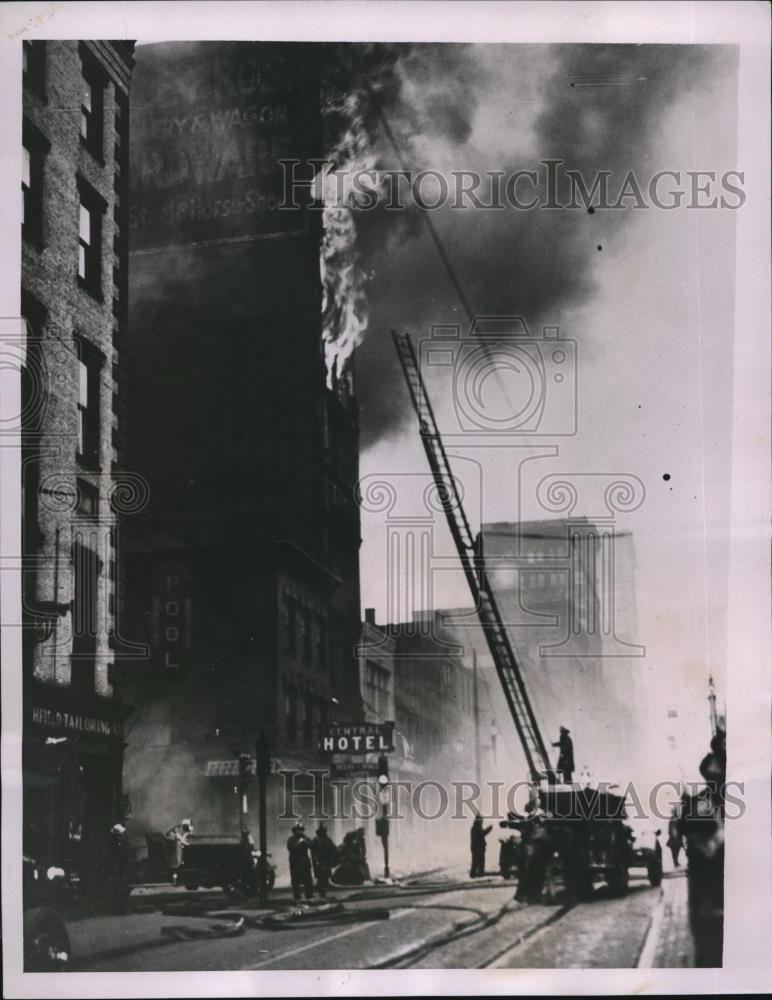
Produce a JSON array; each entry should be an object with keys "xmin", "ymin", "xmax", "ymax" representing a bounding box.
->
[{"xmin": 638, "ymin": 869, "xmax": 695, "ymax": 968}]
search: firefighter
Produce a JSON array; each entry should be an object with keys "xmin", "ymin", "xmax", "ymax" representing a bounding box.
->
[
  {"xmin": 165, "ymin": 818, "xmax": 194, "ymax": 883},
  {"xmin": 552, "ymin": 727, "xmax": 575, "ymax": 784},
  {"xmin": 311, "ymin": 824, "xmax": 337, "ymax": 899},
  {"xmin": 286, "ymin": 823, "xmax": 314, "ymax": 901},
  {"xmin": 667, "ymin": 806, "xmax": 684, "ymax": 867},
  {"xmin": 516, "ymin": 802, "xmax": 552, "ymax": 903},
  {"xmin": 469, "ymin": 814, "xmax": 492, "ymax": 878},
  {"xmin": 107, "ymin": 822, "xmax": 130, "ymax": 914},
  {"xmin": 680, "ymin": 727, "xmax": 725, "ymax": 967}
]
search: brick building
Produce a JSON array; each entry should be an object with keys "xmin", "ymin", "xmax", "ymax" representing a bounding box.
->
[
  {"xmin": 389, "ymin": 612, "xmax": 479, "ymax": 785},
  {"xmin": 119, "ymin": 43, "xmax": 363, "ymax": 867},
  {"xmin": 357, "ymin": 609, "xmax": 485, "ymax": 870},
  {"xmin": 20, "ymin": 40, "xmax": 136, "ymax": 896}
]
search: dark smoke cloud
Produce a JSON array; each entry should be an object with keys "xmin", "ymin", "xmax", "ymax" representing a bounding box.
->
[{"xmin": 325, "ymin": 43, "xmax": 735, "ymax": 447}]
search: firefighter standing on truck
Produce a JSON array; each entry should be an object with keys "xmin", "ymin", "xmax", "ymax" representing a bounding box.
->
[{"xmin": 552, "ymin": 727, "xmax": 575, "ymax": 784}]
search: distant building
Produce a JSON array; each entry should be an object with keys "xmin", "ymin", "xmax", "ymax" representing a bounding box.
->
[
  {"xmin": 118, "ymin": 43, "xmax": 363, "ymax": 866},
  {"xmin": 439, "ymin": 519, "xmax": 643, "ymax": 784},
  {"xmin": 20, "ymin": 40, "xmax": 136, "ymax": 896},
  {"xmin": 356, "ymin": 609, "xmax": 486, "ymax": 868},
  {"xmin": 360, "ymin": 609, "xmax": 396, "ymax": 728},
  {"xmin": 388, "ymin": 611, "xmax": 479, "ymax": 785}
]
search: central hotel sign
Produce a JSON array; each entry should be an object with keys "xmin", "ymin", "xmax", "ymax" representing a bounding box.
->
[{"xmin": 319, "ymin": 722, "xmax": 395, "ymax": 755}]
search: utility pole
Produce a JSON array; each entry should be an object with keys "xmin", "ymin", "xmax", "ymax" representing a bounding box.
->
[
  {"xmin": 472, "ymin": 649, "xmax": 481, "ymax": 786},
  {"xmin": 708, "ymin": 675, "xmax": 718, "ymax": 738},
  {"xmin": 256, "ymin": 730, "xmax": 271, "ymax": 902},
  {"xmin": 237, "ymin": 753, "xmax": 252, "ymax": 832}
]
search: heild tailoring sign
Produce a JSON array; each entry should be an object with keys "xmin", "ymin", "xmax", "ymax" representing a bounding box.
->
[
  {"xmin": 31, "ymin": 706, "xmax": 123, "ymax": 740},
  {"xmin": 319, "ymin": 722, "xmax": 394, "ymax": 755}
]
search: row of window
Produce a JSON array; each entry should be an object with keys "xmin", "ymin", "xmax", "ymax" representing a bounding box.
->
[
  {"xmin": 24, "ymin": 42, "xmax": 107, "ymax": 159},
  {"xmin": 22, "ymin": 315, "xmax": 104, "ymax": 471},
  {"xmin": 69, "ymin": 532, "xmax": 118, "ymax": 688},
  {"xmin": 284, "ymin": 683, "xmax": 330, "ymax": 749},
  {"xmin": 23, "ymin": 42, "xmax": 114, "ymax": 299},
  {"xmin": 524, "ymin": 572, "xmax": 568, "ymax": 588},
  {"xmin": 23, "ymin": 128, "xmax": 107, "ymax": 298},
  {"xmin": 364, "ymin": 660, "xmax": 391, "ymax": 721},
  {"xmin": 284, "ymin": 595, "xmax": 329, "ymax": 669},
  {"xmin": 76, "ymin": 337, "xmax": 102, "ymax": 466}
]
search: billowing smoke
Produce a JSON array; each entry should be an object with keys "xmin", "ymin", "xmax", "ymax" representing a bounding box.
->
[{"xmin": 318, "ymin": 43, "xmax": 733, "ymax": 443}]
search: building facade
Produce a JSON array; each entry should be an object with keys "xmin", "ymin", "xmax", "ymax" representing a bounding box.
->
[
  {"xmin": 20, "ymin": 40, "xmax": 136, "ymax": 897},
  {"xmin": 119, "ymin": 43, "xmax": 363, "ymax": 871}
]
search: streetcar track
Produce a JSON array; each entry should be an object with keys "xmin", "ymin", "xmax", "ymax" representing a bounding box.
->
[
  {"xmin": 482, "ymin": 903, "xmax": 574, "ymax": 967},
  {"xmin": 375, "ymin": 891, "xmax": 573, "ymax": 969}
]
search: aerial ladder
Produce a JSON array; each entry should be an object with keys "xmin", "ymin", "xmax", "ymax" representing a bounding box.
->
[{"xmin": 393, "ymin": 330, "xmax": 556, "ymax": 784}]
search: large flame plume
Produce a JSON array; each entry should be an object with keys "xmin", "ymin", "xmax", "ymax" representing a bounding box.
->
[{"xmin": 316, "ymin": 89, "xmax": 382, "ymax": 391}]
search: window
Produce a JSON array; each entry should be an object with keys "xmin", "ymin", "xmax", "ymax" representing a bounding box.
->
[
  {"xmin": 22, "ymin": 41, "xmax": 46, "ymax": 96},
  {"xmin": 365, "ymin": 660, "xmax": 390, "ymax": 720},
  {"xmin": 75, "ymin": 339, "xmax": 102, "ymax": 468},
  {"xmin": 302, "ymin": 693, "xmax": 313, "ymax": 747},
  {"xmin": 76, "ymin": 478, "xmax": 99, "ymax": 517},
  {"xmin": 285, "ymin": 596, "xmax": 296, "ymax": 654},
  {"xmin": 317, "ymin": 618, "xmax": 327, "ymax": 671},
  {"xmin": 79, "ymin": 53, "xmax": 104, "ymax": 157},
  {"xmin": 22, "ymin": 120, "xmax": 48, "ymax": 243},
  {"xmin": 71, "ymin": 539, "xmax": 101, "ymax": 688},
  {"xmin": 77, "ymin": 181, "xmax": 104, "ymax": 295},
  {"xmin": 285, "ymin": 683, "xmax": 297, "ymax": 745},
  {"xmin": 302, "ymin": 609, "xmax": 312, "ymax": 663}
]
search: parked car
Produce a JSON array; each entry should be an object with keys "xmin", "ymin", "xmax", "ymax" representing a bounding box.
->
[
  {"xmin": 146, "ymin": 829, "xmax": 276, "ymax": 898},
  {"xmin": 22, "ymin": 855, "xmax": 72, "ymax": 971}
]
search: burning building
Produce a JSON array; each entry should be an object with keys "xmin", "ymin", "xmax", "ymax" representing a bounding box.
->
[
  {"xmin": 119, "ymin": 43, "xmax": 363, "ymax": 866},
  {"xmin": 19, "ymin": 40, "xmax": 136, "ymax": 898}
]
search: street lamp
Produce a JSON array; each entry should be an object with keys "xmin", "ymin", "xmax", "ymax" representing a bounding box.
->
[{"xmin": 375, "ymin": 753, "xmax": 390, "ymax": 879}]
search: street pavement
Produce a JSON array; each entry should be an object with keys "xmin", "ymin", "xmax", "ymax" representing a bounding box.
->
[
  {"xmin": 638, "ymin": 868, "xmax": 695, "ymax": 968},
  {"xmin": 66, "ymin": 865, "xmax": 697, "ymax": 971}
]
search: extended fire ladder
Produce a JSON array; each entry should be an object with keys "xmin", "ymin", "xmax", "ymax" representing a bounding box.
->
[{"xmin": 393, "ymin": 330, "xmax": 555, "ymax": 783}]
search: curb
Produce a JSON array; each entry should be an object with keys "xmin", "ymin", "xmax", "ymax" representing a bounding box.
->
[{"xmin": 635, "ymin": 883, "xmax": 666, "ymax": 968}]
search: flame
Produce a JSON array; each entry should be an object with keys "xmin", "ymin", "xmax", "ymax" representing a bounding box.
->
[{"xmin": 317, "ymin": 92, "xmax": 381, "ymax": 390}]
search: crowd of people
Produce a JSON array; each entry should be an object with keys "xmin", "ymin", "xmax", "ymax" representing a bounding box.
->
[{"xmin": 286, "ymin": 823, "xmax": 370, "ymax": 901}]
